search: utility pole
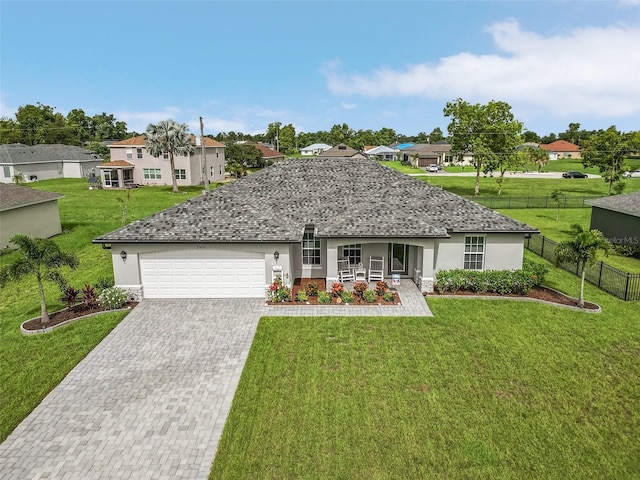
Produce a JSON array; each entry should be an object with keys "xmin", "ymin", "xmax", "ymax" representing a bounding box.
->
[{"xmin": 200, "ymin": 116, "xmax": 209, "ymax": 192}]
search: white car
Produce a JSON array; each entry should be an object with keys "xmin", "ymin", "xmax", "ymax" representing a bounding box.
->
[
  {"xmin": 427, "ymin": 164, "xmax": 439, "ymax": 172},
  {"xmin": 626, "ymin": 170, "xmax": 640, "ymax": 178}
]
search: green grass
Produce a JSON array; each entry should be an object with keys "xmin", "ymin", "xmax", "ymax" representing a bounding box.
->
[
  {"xmin": 379, "ymin": 160, "xmax": 425, "ymax": 174},
  {"xmin": 211, "ymin": 262, "xmax": 640, "ymax": 479},
  {"xmin": 0, "ymin": 179, "xmax": 204, "ymax": 442}
]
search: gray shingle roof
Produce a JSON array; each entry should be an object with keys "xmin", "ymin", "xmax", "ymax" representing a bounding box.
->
[
  {"xmin": 94, "ymin": 157, "xmax": 537, "ymax": 244},
  {"xmin": 0, "ymin": 144, "xmax": 102, "ymax": 165},
  {"xmin": 0, "ymin": 183, "xmax": 64, "ymax": 211},
  {"xmin": 586, "ymin": 192, "xmax": 640, "ymax": 218}
]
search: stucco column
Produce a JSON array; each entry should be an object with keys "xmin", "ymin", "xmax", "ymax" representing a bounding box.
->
[
  {"xmin": 419, "ymin": 240, "xmax": 435, "ymax": 293},
  {"xmin": 325, "ymin": 240, "xmax": 340, "ymax": 291}
]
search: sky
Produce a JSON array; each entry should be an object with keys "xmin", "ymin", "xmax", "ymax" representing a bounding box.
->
[{"xmin": 2, "ymin": 0, "xmax": 640, "ymax": 139}]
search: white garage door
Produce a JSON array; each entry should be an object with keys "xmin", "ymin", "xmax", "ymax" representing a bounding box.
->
[{"xmin": 140, "ymin": 258, "xmax": 266, "ymax": 298}]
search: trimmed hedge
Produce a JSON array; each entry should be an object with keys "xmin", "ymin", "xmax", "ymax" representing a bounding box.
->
[{"xmin": 434, "ymin": 259, "xmax": 548, "ymax": 295}]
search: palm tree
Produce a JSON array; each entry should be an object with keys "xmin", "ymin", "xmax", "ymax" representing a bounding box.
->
[
  {"xmin": 0, "ymin": 235, "xmax": 79, "ymax": 325},
  {"xmin": 554, "ymin": 225, "xmax": 611, "ymax": 308},
  {"xmin": 144, "ymin": 120, "xmax": 195, "ymax": 193}
]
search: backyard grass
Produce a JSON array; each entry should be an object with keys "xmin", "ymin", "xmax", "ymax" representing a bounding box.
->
[
  {"xmin": 379, "ymin": 160, "xmax": 425, "ymax": 174},
  {"xmin": 211, "ymin": 263, "xmax": 640, "ymax": 479},
  {"xmin": 0, "ymin": 179, "xmax": 204, "ymax": 442}
]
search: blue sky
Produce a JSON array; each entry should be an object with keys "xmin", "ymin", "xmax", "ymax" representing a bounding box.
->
[{"xmin": 2, "ymin": 1, "xmax": 639, "ymax": 139}]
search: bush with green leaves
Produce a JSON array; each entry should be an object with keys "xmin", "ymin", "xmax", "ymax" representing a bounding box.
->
[
  {"xmin": 382, "ymin": 291, "xmax": 395, "ymax": 302},
  {"xmin": 340, "ymin": 291, "xmax": 355, "ymax": 304},
  {"xmin": 95, "ymin": 276, "xmax": 115, "ymax": 291},
  {"xmin": 434, "ymin": 259, "xmax": 548, "ymax": 295},
  {"xmin": 296, "ymin": 291, "xmax": 308, "ymax": 302},
  {"xmin": 363, "ymin": 290, "xmax": 376, "ymax": 303},
  {"xmin": 318, "ymin": 291, "xmax": 331, "ymax": 304},
  {"xmin": 98, "ymin": 286, "xmax": 128, "ymax": 310},
  {"xmin": 304, "ymin": 281, "xmax": 319, "ymax": 297}
]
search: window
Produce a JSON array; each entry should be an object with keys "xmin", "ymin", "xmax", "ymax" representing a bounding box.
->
[
  {"xmin": 174, "ymin": 169, "xmax": 186, "ymax": 180},
  {"xmin": 143, "ymin": 168, "xmax": 161, "ymax": 180},
  {"xmin": 163, "ymin": 152, "xmax": 169, "ymax": 159},
  {"xmin": 126, "ymin": 149, "xmax": 133, "ymax": 160},
  {"xmin": 137, "ymin": 148, "xmax": 143, "ymax": 159},
  {"xmin": 2, "ymin": 165, "xmax": 10, "ymax": 178},
  {"xmin": 464, "ymin": 236, "xmax": 485, "ymax": 270},
  {"xmin": 302, "ymin": 228, "xmax": 321, "ymax": 265},
  {"xmin": 341, "ymin": 244, "xmax": 362, "ymax": 265}
]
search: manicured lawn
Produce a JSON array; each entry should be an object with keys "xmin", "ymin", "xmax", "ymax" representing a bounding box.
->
[
  {"xmin": 379, "ymin": 160, "xmax": 425, "ymax": 174},
  {"xmin": 211, "ymin": 264, "xmax": 640, "ymax": 479},
  {"xmin": 0, "ymin": 179, "xmax": 204, "ymax": 442}
]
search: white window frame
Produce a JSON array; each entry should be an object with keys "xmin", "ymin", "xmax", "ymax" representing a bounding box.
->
[
  {"xmin": 126, "ymin": 148, "xmax": 133, "ymax": 160},
  {"xmin": 2, "ymin": 165, "xmax": 10, "ymax": 178},
  {"xmin": 340, "ymin": 244, "xmax": 362, "ymax": 265},
  {"xmin": 464, "ymin": 235, "xmax": 485, "ymax": 270},
  {"xmin": 163, "ymin": 152, "xmax": 169, "ymax": 159},
  {"xmin": 302, "ymin": 228, "xmax": 321, "ymax": 266},
  {"xmin": 137, "ymin": 148, "xmax": 143, "ymax": 159},
  {"xmin": 143, "ymin": 168, "xmax": 162, "ymax": 180},
  {"xmin": 174, "ymin": 169, "xmax": 187, "ymax": 180}
]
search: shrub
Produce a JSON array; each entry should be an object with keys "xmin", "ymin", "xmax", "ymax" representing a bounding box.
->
[
  {"xmin": 331, "ymin": 282, "xmax": 344, "ymax": 298},
  {"xmin": 374, "ymin": 281, "xmax": 389, "ymax": 296},
  {"xmin": 60, "ymin": 286, "xmax": 80, "ymax": 311},
  {"xmin": 340, "ymin": 291, "xmax": 355, "ymax": 304},
  {"xmin": 318, "ymin": 291, "xmax": 331, "ymax": 304},
  {"xmin": 268, "ymin": 279, "xmax": 291, "ymax": 303},
  {"xmin": 81, "ymin": 284, "xmax": 99, "ymax": 309},
  {"xmin": 95, "ymin": 276, "xmax": 115, "ymax": 291},
  {"xmin": 353, "ymin": 281, "xmax": 368, "ymax": 298},
  {"xmin": 98, "ymin": 287, "xmax": 128, "ymax": 310},
  {"xmin": 304, "ymin": 281, "xmax": 319, "ymax": 297},
  {"xmin": 363, "ymin": 290, "xmax": 376, "ymax": 303},
  {"xmin": 296, "ymin": 291, "xmax": 308, "ymax": 302},
  {"xmin": 382, "ymin": 291, "xmax": 395, "ymax": 302}
]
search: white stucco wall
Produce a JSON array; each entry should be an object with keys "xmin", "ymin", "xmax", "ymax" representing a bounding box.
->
[
  {"xmin": 434, "ymin": 233, "xmax": 526, "ymax": 273},
  {"xmin": 1, "ymin": 201, "xmax": 62, "ymax": 249}
]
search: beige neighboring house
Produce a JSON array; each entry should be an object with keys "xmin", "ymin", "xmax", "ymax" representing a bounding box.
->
[
  {"xmin": 0, "ymin": 144, "xmax": 104, "ymax": 183},
  {"xmin": 100, "ymin": 135, "xmax": 225, "ymax": 188},
  {"xmin": 400, "ymin": 143, "xmax": 453, "ymax": 168},
  {"xmin": 320, "ymin": 144, "xmax": 366, "ymax": 158},
  {"xmin": 0, "ymin": 183, "xmax": 63, "ymax": 250},
  {"xmin": 540, "ymin": 140, "xmax": 581, "ymax": 160}
]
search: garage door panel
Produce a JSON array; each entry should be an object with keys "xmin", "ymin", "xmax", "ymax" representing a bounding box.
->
[{"xmin": 140, "ymin": 257, "xmax": 265, "ymax": 298}]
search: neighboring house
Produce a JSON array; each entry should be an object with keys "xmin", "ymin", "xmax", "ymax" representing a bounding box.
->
[
  {"xmin": 0, "ymin": 144, "xmax": 104, "ymax": 183},
  {"xmin": 587, "ymin": 192, "xmax": 640, "ymax": 246},
  {"xmin": 93, "ymin": 157, "xmax": 538, "ymax": 300},
  {"xmin": 540, "ymin": 140, "xmax": 581, "ymax": 160},
  {"xmin": 0, "ymin": 183, "xmax": 63, "ymax": 250},
  {"xmin": 320, "ymin": 144, "xmax": 366, "ymax": 158},
  {"xmin": 101, "ymin": 135, "xmax": 225, "ymax": 188},
  {"xmin": 247, "ymin": 142, "xmax": 286, "ymax": 162},
  {"xmin": 364, "ymin": 146, "xmax": 399, "ymax": 160},
  {"xmin": 400, "ymin": 143, "xmax": 453, "ymax": 168},
  {"xmin": 300, "ymin": 143, "xmax": 332, "ymax": 156}
]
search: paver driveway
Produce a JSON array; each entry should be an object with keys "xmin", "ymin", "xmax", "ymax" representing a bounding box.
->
[{"xmin": 0, "ymin": 282, "xmax": 431, "ymax": 479}]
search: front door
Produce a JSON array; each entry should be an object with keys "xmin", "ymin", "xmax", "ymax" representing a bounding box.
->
[{"xmin": 389, "ymin": 243, "xmax": 408, "ymax": 274}]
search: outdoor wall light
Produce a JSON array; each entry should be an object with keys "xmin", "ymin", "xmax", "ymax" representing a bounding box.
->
[
  {"xmin": 120, "ymin": 250, "xmax": 127, "ymax": 262},
  {"xmin": 273, "ymin": 251, "xmax": 280, "ymax": 262}
]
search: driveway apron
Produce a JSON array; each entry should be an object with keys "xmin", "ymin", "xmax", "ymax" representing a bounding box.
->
[{"xmin": 0, "ymin": 282, "xmax": 431, "ymax": 479}]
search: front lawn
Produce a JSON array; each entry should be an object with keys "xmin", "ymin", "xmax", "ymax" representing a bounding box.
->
[
  {"xmin": 0, "ymin": 179, "xmax": 204, "ymax": 442},
  {"xmin": 211, "ymin": 265, "xmax": 640, "ymax": 479},
  {"xmin": 379, "ymin": 160, "xmax": 425, "ymax": 174}
]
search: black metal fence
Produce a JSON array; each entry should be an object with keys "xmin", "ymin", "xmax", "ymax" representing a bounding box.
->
[
  {"xmin": 526, "ymin": 234, "xmax": 640, "ymax": 301},
  {"xmin": 464, "ymin": 195, "xmax": 600, "ymax": 209}
]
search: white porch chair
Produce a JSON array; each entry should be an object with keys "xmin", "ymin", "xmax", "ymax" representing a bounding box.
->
[
  {"xmin": 368, "ymin": 256, "xmax": 384, "ymax": 283},
  {"xmin": 338, "ymin": 258, "xmax": 355, "ymax": 283}
]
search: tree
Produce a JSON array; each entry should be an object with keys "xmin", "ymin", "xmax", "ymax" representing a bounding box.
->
[
  {"xmin": 428, "ymin": 127, "xmax": 444, "ymax": 143},
  {"xmin": 522, "ymin": 130, "xmax": 540, "ymax": 143},
  {"xmin": 279, "ymin": 124, "xmax": 296, "ymax": 153},
  {"xmin": 519, "ymin": 145, "xmax": 549, "ymax": 173},
  {"xmin": 550, "ymin": 188, "xmax": 564, "ymax": 221},
  {"xmin": 144, "ymin": 120, "xmax": 195, "ymax": 193},
  {"xmin": 265, "ymin": 122, "xmax": 282, "ymax": 150},
  {"xmin": 0, "ymin": 117, "xmax": 21, "ymax": 143},
  {"xmin": 581, "ymin": 126, "xmax": 632, "ymax": 195},
  {"xmin": 0, "ymin": 235, "xmax": 79, "ymax": 325},
  {"xmin": 554, "ymin": 225, "xmax": 611, "ymax": 308},
  {"xmin": 91, "ymin": 113, "xmax": 127, "ymax": 141},
  {"xmin": 225, "ymin": 143, "xmax": 264, "ymax": 171},
  {"xmin": 329, "ymin": 123, "xmax": 354, "ymax": 146},
  {"xmin": 444, "ymin": 98, "xmax": 522, "ymax": 195}
]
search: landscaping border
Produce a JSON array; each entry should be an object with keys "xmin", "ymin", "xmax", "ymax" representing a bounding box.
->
[{"xmin": 20, "ymin": 307, "xmax": 133, "ymax": 335}]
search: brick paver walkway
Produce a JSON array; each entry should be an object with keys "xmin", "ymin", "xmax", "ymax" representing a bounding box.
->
[{"xmin": 0, "ymin": 282, "xmax": 431, "ymax": 479}]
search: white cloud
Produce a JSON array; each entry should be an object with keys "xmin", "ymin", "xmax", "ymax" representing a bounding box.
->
[
  {"xmin": 341, "ymin": 102, "xmax": 357, "ymax": 110},
  {"xmin": 325, "ymin": 20, "xmax": 640, "ymax": 119}
]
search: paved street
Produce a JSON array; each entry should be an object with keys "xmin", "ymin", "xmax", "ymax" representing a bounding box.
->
[{"xmin": 0, "ymin": 282, "xmax": 431, "ymax": 479}]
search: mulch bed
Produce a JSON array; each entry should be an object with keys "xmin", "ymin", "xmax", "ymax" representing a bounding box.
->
[
  {"xmin": 267, "ymin": 278, "xmax": 402, "ymax": 306},
  {"xmin": 22, "ymin": 302, "xmax": 138, "ymax": 331},
  {"xmin": 428, "ymin": 285, "xmax": 599, "ymax": 310}
]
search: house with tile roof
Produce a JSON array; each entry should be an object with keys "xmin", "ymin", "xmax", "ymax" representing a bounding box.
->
[
  {"xmin": 587, "ymin": 192, "xmax": 640, "ymax": 246},
  {"xmin": 101, "ymin": 135, "xmax": 225, "ymax": 188},
  {"xmin": 540, "ymin": 140, "xmax": 581, "ymax": 160},
  {"xmin": 0, "ymin": 183, "xmax": 63, "ymax": 250},
  {"xmin": 0, "ymin": 144, "xmax": 104, "ymax": 183},
  {"xmin": 300, "ymin": 143, "xmax": 332, "ymax": 156},
  {"xmin": 94, "ymin": 157, "xmax": 538, "ymax": 299}
]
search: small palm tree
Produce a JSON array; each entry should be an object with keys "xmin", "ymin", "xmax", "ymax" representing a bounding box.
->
[
  {"xmin": 144, "ymin": 120, "xmax": 195, "ymax": 193},
  {"xmin": 550, "ymin": 188, "xmax": 564, "ymax": 221},
  {"xmin": 0, "ymin": 235, "xmax": 79, "ymax": 325},
  {"xmin": 554, "ymin": 225, "xmax": 611, "ymax": 308}
]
